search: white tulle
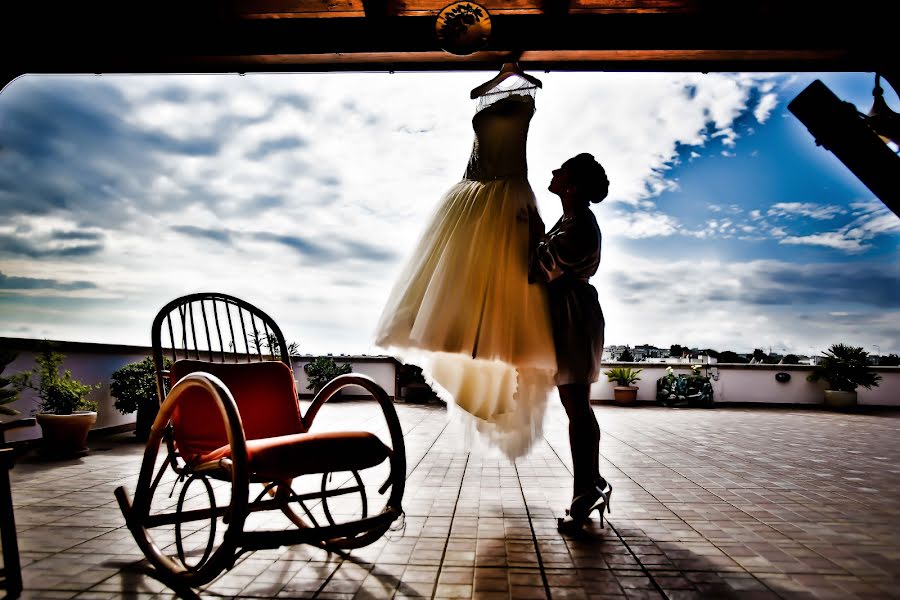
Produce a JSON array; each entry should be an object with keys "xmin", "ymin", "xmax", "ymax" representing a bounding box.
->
[{"xmin": 376, "ymin": 176, "xmax": 557, "ymax": 459}]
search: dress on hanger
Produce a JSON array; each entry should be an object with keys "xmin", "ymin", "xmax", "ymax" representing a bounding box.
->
[{"xmin": 375, "ymin": 82, "xmax": 557, "ymax": 459}]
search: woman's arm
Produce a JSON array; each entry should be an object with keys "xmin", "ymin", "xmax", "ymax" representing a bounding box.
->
[{"xmin": 529, "ymin": 217, "xmax": 596, "ymax": 284}]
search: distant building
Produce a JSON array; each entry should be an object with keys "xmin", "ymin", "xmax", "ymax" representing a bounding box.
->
[
  {"xmin": 634, "ymin": 344, "xmax": 665, "ymax": 360},
  {"xmin": 603, "ymin": 345, "xmax": 634, "ymax": 361}
]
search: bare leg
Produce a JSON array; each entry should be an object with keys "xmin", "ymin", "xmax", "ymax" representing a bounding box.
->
[{"xmin": 558, "ymin": 383, "xmax": 600, "ymax": 500}]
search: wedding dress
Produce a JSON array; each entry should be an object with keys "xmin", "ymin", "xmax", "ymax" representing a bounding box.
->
[{"xmin": 375, "ymin": 84, "xmax": 557, "ymax": 459}]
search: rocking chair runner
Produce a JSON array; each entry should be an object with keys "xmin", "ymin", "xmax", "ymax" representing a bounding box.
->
[{"xmin": 115, "ymin": 293, "xmax": 406, "ymax": 587}]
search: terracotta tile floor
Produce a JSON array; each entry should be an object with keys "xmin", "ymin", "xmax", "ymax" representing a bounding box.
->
[{"xmin": 5, "ymin": 401, "xmax": 900, "ymax": 599}]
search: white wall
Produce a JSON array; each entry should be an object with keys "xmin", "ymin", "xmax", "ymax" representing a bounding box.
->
[
  {"xmin": 1, "ymin": 341, "xmax": 399, "ymax": 443},
  {"xmin": 3, "ymin": 341, "xmax": 898, "ymax": 444},
  {"xmin": 3, "ymin": 346, "xmax": 152, "ymax": 443},
  {"xmin": 292, "ymin": 357, "xmax": 397, "ymax": 398},
  {"xmin": 590, "ymin": 363, "xmax": 900, "ymax": 406}
]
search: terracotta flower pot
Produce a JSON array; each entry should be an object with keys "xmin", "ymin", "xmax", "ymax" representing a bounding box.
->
[
  {"xmin": 35, "ymin": 411, "xmax": 97, "ymax": 458},
  {"xmin": 824, "ymin": 390, "xmax": 857, "ymax": 409},
  {"xmin": 613, "ymin": 386, "xmax": 638, "ymax": 406}
]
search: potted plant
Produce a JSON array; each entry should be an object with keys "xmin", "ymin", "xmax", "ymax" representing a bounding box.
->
[
  {"xmin": 110, "ymin": 356, "xmax": 172, "ymax": 442},
  {"xmin": 807, "ymin": 343, "xmax": 881, "ymax": 409},
  {"xmin": 14, "ymin": 345, "xmax": 99, "ymax": 457},
  {"xmin": 303, "ymin": 356, "xmax": 352, "ymax": 398},
  {"xmin": 656, "ymin": 365, "xmax": 714, "ymax": 408},
  {"xmin": 603, "ymin": 366, "xmax": 642, "ymax": 405}
]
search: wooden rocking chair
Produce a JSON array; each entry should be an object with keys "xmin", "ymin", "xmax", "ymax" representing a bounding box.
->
[{"xmin": 114, "ymin": 293, "xmax": 406, "ymax": 587}]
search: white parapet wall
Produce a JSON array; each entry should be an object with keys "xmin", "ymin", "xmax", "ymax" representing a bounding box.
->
[
  {"xmin": 0, "ymin": 338, "xmax": 401, "ymax": 444},
  {"xmin": 589, "ymin": 363, "xmax": 900, "ymax": 406},
  {"xmin": 2, "ymin": 338, "xmax": 898, "ymax": 444},
  {"xmin": 292, "ymin": 355, "xmax": 398, "ymax": 398},
  {"xmin": 1, "ymin": 339, "xmax": 155, "ymax": 444}
]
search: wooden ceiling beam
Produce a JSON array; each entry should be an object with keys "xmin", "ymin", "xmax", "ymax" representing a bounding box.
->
[
  {"xmin": 233, "ymin": 0, "xmax": 704, "ymax": 18},
  {"xmin": 541, "ymin": 0, "xmax": 572, "ymax": 17},
  {"xmin": 0, "ymin": 0, "xmax": 895, "ymax": 86},
  {"xmin": 361, "ymin": 0, "xmax": 390, "ymax": 19}
]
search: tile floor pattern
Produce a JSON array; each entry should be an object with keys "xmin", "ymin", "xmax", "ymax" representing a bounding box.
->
[{"xmin": 4, "ymin": 401, "xmax": 900, "ymax": 599}]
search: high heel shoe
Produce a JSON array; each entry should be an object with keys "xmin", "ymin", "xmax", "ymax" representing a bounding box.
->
[
  {"xmin": 557, "ymin": 486, "xmax": 606, "ymax": 534},
  {"xmin": 596, "ymin": 476, "xmax": 613, "ymax": 516}
]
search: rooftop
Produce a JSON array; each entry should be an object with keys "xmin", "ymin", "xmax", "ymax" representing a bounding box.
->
[{"xmin": 7, "ymin": 400, "xmax": 900, "ymax": 599}]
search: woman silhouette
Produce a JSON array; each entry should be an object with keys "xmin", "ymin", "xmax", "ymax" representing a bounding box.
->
[{"xmin": 529, "ymin": 152, "xmax": 612, "ymax": 533}]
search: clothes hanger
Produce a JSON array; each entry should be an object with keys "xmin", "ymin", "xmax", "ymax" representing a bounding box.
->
[{"xmin": 470, "ymin": 62, "xmax": 543, "ymax": 99}]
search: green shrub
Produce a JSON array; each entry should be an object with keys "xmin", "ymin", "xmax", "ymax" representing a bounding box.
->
[
  {"xmin": 807, "ymin": 343, "xmax": 881, "ymax": 392},
  {"xmin": 304, "ymin": 356, "xmax": 352, "ymax": 392},
  {"xmin": 110, "ymin": 356, "xmax": 172, "ymax": 415}
]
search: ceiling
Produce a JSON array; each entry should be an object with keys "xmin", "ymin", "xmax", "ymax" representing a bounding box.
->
[{"xmin": 2, "ymin": 0, "xmax": 897, "ymax": 90}]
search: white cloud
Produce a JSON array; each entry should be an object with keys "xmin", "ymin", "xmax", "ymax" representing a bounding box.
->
[
  {"xmin": 713, "ymin": 128, "xmax": 738, "ymax": 148},
  {"xmin": 591, "ymin": 252, "xmax": 900, "ymax": 353},
  {"xmin": 780, "ymin": 232, "xmax": 868, "ymax": 252},
  {"xmin": 754, "ymin": 93, "xmax": 778, "ymax": 123},
  {"xmin": 525, "ymin": 72, "xmax": 777, "ymax": 210},
  {"xmin": 767, "ymin": 202, "xmax": 845, "ymax": 220},
  {"xmin": 604, "ymin": 210, "xmax": 680, "ymax": 239},
  {"xmin": 1, "ymin": 72, "xmax": 897, "ymax": 356},
  {"xmin": 776, "ymin": 199, "xmax": 899, "ymax": 253}
]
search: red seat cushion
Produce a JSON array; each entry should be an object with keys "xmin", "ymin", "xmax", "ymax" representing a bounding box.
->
[
  {"xmin": 169, "ymin": 360, "xmax": 305, "ymax": 458},
  {"xmin": 198, "ymin": 431, "xmax": 391, "ymax": 480}
]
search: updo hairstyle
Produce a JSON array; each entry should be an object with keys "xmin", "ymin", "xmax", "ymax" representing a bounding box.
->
[{"xmin": 566, "ymin": 152, "xmax": 609, "ymax": 204}]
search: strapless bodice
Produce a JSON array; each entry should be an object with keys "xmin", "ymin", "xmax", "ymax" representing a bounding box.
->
[{"xmin": 463, "ymin": 94, "xmax": 534, "ymax": 182}]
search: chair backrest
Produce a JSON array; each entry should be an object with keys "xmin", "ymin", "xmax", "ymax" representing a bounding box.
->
[
  {"xmin": 169, "ymin": 360, "xmax": 304, "ymax": 456},
  {"xmin": 151, "ymin": 293, "xmax": 303, "ymax": 458},
  {"xmin": 152, "ymin": 293, "xmax": 292, "ymax": 369}
]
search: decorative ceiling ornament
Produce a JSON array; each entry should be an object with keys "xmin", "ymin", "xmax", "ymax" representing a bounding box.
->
[{"xmin": 435, "ymin": 2, "xmax": 492, "ymax": 56}]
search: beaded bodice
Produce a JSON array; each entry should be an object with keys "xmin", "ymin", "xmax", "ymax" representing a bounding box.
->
[{"xmin": 463, "ymin": 94, "xmax": 535, "ymax": 182}]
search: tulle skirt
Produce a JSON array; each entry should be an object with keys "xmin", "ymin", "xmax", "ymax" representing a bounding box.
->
[{"xmin": 375, "ymin": 177, "xmax": 557, "ymax": 459}]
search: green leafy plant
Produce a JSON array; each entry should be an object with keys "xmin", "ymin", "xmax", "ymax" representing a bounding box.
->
[
  {"xmin": 0, "ymin": 349, "xmax": 25, "ymax": 416},
  {"xmin": 603, "ymin": 366, "xmax": 642, "ymax": 386},
  {"xmin": 15, "ymin": 345, "xmax": 99, "ymax": 415},
  {"xmin": 656, "ymin": 365, "xmax": 714, "ymax": 408},
  {"xmin": 303, "ymin": 356, "xmax": 352, "ymax": 392},
  {"xmin": 110, "ymin": 357, "xmax": 172, "ymax": 415},
  {"xmin": 807, "ymin": 343, "xmax": 882, "ymax": 392}
]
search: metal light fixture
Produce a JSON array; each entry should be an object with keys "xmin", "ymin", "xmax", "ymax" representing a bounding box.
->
[
  {"xmin": 435, "ymin": 2, "xmax": 492, "ymax": 56},
  {"xmin": 866, "ymin": 73, "xmax": 900, "ymax": 149},
  {"xmin": 788, "ymin": 78, "xmax": 900, "ymax": 216}
]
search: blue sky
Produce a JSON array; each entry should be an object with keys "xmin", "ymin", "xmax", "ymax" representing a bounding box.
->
[{"xmin": 0, "ymin": 71, "xmax": 898, "ymax": 357}]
